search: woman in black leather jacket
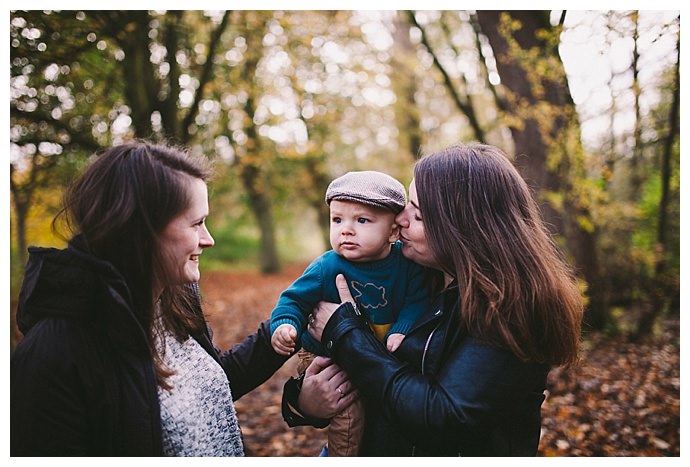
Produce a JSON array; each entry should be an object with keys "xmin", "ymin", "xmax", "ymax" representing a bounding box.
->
[{"xmin": 285, "ymin": 143, "xmax": 584, "ymax": 456}]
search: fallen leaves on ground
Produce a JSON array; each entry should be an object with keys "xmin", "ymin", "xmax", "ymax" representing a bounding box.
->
[{"xmin": 200, "ymin": 266, "xmax": 680, "ymax": 457}]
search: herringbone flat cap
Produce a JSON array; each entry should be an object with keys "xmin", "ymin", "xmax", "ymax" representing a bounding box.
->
[{"xmin": 325, "ymin": 171, "xmax": 406, "ymax": 214}]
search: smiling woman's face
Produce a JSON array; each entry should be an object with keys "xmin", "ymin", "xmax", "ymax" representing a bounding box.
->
[{"xmin": 158, "ymin": 177, "xmax": 215, "ymax": 288}]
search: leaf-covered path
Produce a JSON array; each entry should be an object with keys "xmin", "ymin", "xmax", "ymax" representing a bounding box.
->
[{"xmin": 200, "ymin": 266, "xmax": 680, "ymax": 457}]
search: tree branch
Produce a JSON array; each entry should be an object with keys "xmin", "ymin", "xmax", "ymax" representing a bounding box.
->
[
  {"xmin": 181, "ymin": 10, "xmax": 232, "ymax": 143},
  {"xmin": 406, "ymin": 10, "xmax": 485, "ymax": 141}
]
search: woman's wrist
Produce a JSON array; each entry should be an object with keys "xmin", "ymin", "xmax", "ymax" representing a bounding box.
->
[{"xmin": 281, "ymin": 374, "xmax": 330, "ymax": 428}]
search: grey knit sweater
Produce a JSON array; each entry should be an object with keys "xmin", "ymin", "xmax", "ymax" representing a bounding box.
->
[{"xmin": 157, "ymin": 330, "xmax": 244, "ymax": 456}]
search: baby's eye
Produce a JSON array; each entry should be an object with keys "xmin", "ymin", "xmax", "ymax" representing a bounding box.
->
[
  {"xmin": 332, "ymin": 217, "xmax": 342, "ymax": 224},
  {"xmin": 357, "ymin": 218, "xmax": 370, "ymax": 224}
]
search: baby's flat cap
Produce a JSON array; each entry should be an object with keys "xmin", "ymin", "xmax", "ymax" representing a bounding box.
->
[{"xmin": 325, "ymin": 170, "xmax": 406, "ymax": 214}]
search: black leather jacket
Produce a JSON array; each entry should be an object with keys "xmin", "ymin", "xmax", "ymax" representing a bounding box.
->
[
  {"xmin": 11, "ymin": 241, "xmax": 287, "ymax": 456},
  {"xmin": 286, "ymin": 285, "xmax": 549, "ymax": 456}
]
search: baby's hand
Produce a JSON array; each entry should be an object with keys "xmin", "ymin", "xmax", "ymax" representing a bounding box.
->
[
  {"xmin": 272, "ymin": 324, "xmax": 298, "ymax": 356},
  {"xmin": 386, "ymin": 333, "xmax": 405, "ymax": 352}
]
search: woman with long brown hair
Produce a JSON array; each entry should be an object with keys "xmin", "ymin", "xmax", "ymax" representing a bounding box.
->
[{"xmin": 289, "ymin": 142, "xmax": 584, "ymax": 456}]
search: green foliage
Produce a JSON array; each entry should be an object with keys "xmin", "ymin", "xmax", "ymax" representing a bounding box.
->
[
  {"xmin": 202, "ymin": 224, "xmax": 261, "ymax": 271},
  {"xmin": 632, "ymin": 175, "xmax": 662, "ymax": 256}
]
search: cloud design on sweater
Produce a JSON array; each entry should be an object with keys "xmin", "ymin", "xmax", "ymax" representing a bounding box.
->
[{"xmin": 351, "ymin": 281, "xmax": 388, "ymax": 309}]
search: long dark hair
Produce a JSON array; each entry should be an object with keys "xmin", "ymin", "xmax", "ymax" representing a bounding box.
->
[
  {"xmin": 414, "ymin": 143, "xmax": 583, "ymax": 367},
  {"xmin": 55, "ymin": 140, "xmax": 212, "ymax": 386}
]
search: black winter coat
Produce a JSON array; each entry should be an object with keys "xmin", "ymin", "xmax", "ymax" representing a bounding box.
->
[
  {"xmin": 11, "ymin": 242, "xmax": 287, "ymax": 456},
  {"xmin": 318, "ymin": 286, "xmax": 549, "ymax": 456}
]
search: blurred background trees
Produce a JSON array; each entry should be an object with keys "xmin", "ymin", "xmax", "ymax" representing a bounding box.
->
[{"xmin": 9, "ymin": 10, "xmax": 680, "ymax": 346}]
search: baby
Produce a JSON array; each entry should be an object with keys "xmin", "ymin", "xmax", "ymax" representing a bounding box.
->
[{"xmin": 269, "ymin": 170, "xmax": 430, "ymax": 456}]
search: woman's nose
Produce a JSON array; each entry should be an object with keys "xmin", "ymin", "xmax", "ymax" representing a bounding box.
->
[
  {"xmin": 201, "ymin": 225, "xmax": 215, "ymax": 248},
  {"xmin": 396, "ymin": 208, "xmax": 410, "ymax": 228}
]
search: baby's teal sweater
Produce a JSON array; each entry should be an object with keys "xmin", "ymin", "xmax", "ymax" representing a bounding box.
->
[{"xmin": 269, "ymin": 242, "xmax": 430, "ymax": 355}]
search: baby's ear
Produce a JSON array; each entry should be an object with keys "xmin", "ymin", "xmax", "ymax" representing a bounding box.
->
[{"xmin": 389, "ymin": 223, "xmax": 401, "ymax": 243}]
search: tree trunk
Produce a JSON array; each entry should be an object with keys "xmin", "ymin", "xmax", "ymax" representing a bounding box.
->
[
  {"xmin": 239, "ymin": 93, "xmax": 281, "ymax": 274},
  {"xmin": 302, "ymin": 156, "xmax": 332, "ymax": 250},
  {"xmin": 633, "ymin": 28, "xmax": 680, "ymax": 340},
  {"xmin": 629, "ymin": 12, "xmax": 644, "ymax": 201},
  {"xmin": 12, "ymin": 197, "xmax": 29, "ymax": 271},
  {"xmin": 476, "ymin": 10, "xmax": 607, "ymax": 329},
  {"xmin": 231, "ymin": 12, "xmax": 282, "ymax": 274},
  {"xmin": 239, "ymin": 160, "xmax": 281, "ymax": 274},
  {"xmin": 393, "ymin": 13, "xmax": 423, "ymax": 161},
  {"xmin": 161, "ymin": 11, "xmax": 184, "ymax": 141},
  {"xmin": 10, "ymin": 158, "xmax": 48, "ymax": 272},
  {"xmin": 116, "ymin": 11, "xmax": 158, "ymax": 139}
]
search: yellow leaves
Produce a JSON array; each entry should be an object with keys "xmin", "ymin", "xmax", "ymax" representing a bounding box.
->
[
  {"xmin": 499, "ymin": 12, "xmax": 523, "ymax": 34},
  {"xmin": 576, "ymin": 214, "xmax": 596, "ymax": 233},
  {"xmin": 543, "ymin": 191, "xmax": 564, "ymax": 211}
]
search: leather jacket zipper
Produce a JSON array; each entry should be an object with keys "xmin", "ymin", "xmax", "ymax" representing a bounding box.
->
[
  {"xmin": 414, "ymin": 320, "xmax": 442, "ymax": 456},
  {"xmin": 421, "ymin": 321, "xmax": 442, "ymax": 375}
]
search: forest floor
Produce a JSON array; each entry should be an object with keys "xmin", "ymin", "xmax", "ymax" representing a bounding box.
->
[{"xmin": 200, "ymin": 265, "xmax": 680, "ymax": 457}]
